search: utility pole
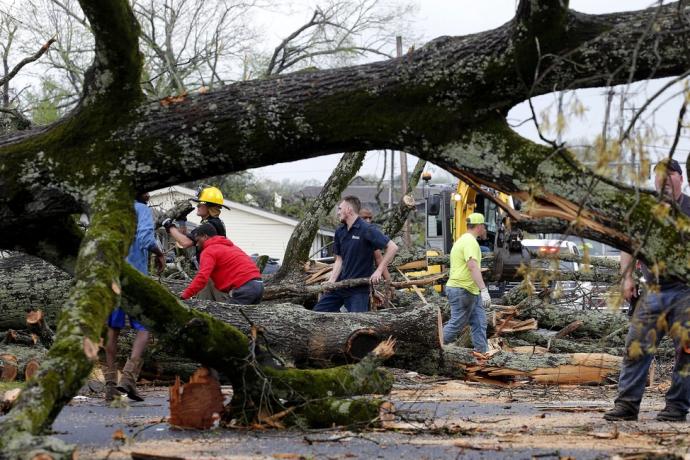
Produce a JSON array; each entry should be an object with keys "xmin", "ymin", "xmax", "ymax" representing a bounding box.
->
[
  {"xmin": 396, "ymin": 36, "xmax": 411, "ymax": 247},
  {"xmin": 388, "ymin": 150, "xmax": 395, "ymax": 209}
]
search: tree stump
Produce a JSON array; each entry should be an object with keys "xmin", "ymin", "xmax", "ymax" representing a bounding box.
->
[{"xmin": 169, "ymin": 367, "xmax": 225, "ymax": 429}]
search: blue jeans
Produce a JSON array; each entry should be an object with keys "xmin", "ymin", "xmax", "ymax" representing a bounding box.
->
[
  {"xmin": 443, "ymin": 286, "xmax": 488, "ymax": 352},
  {"xmin": 314, "ymin": 289, "xmax": 369, "ymax": 313},
  {"xmin": 615, "ymin": 285, "xmax": 690, "ymax": 413}
]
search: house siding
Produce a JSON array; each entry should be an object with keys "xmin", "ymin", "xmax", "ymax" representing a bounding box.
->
[{"xmin": 148, "ymin": 187, "xmax": 333, "ymax": 262}]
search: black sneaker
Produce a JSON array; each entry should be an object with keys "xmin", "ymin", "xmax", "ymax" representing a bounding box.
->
[
  {"xmin": 656, "ymin": 406, "xmax": 687, "ymax": 422},
  {"xmin": 604, "ymin": 404, "xmax": 638, "ymax": 421}
]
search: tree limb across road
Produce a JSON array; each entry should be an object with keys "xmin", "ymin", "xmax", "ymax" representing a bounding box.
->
[{"xmin": 2, "ymin": 0, "xmax": 690, "ymax": 457}]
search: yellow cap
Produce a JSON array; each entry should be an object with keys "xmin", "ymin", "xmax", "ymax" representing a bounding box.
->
[
  {"xmin": 467, "ymin": 213, "xmax": 485, "ymax": 225},
  {"xmin": 194, "ymin": 186, "xmax": 224, "ymax": 206}
]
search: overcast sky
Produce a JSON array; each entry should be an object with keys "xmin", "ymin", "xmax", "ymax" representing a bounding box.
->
[{"xmin": 250, "ymin": 0, "xmax": 687, "ymax": 187}]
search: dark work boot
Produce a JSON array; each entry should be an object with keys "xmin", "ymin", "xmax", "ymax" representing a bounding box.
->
[
  {"xmin": 656, "ymin": 406, "xmax": 687, "ymax": 422},
  {"xmin": 116, "ymin": 357, "xmax": 145, "ymax": 402},
  {"xmin": 604, "ymin": 402, "xmax": 638, "ymax": 421}
]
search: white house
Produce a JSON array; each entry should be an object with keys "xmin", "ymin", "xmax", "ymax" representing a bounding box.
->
[{"xmin": 149, "ymin": 186, "xmax": 334, "ymax": 263}]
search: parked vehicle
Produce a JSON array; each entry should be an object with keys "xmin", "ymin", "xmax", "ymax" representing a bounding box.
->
[{"xmin": 520, "ymin": 238, "xmax": 618, "ymax": 310}]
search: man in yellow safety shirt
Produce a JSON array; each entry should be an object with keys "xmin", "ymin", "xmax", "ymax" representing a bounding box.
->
[{"xmin": 442, "ymin": 212, "xmax": 490, "ymax": 351}]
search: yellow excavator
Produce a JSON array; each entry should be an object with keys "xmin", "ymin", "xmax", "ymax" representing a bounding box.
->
[{"xmin": 419, "ymin": 179, "xmax": 530, "ymax": 292}]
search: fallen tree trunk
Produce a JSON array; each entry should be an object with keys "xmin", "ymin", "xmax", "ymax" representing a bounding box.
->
[
  {"xmin": 0, "ymin": 254, "xmax": 71, "ymax": 330},
  {"xmin": 0, "ymin": 254, "xmax": 441, "ymax": 372},
  {"xmin": 186, "ymin": 300, "xmax": 443, "ymax": 366},
  {"xmin": 509, "ymin": 330, "xmax": 623, "ymax": 355},
  {"xmin": 115, "ymin": 330, "xmax": 199, "ymax": 382},
  {"xmin": 120, "ymin": 265, "xmax": 395, "ymax": 422},
  {"xmin": 517, "ymin": 299, "xmax": 629, "ymax": 345},
  {"xmin": 390, "ymin": 345, "xmax": 621, "ymax": 385},
  {"xmin": 262, "ymin": 273, "xmax": 446, "ymax": 302}
]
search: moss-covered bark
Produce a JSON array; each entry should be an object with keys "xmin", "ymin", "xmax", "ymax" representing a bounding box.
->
[
  {"xmin": 1, "ymin": 0, "xmax": 690, "ymax": 452},
  {"xmin": 426, "ymin": 117, "xmax": 690, "ymax": 284},
  {"xmin": 0, "ymin": 186, "xmax": 135, "ymax": 459},
  {"xmin": 118, "ymin": 266, "xmax": 393, "ymax": 423},
  {"xmin": 294, "ymin": 397, "xmax": 391, "ymax": 429}
]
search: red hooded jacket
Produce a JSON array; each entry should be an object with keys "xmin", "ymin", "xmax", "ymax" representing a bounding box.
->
[{"xmin": 181, "ymin": 236, "xmax": 260, "ymax": 299}]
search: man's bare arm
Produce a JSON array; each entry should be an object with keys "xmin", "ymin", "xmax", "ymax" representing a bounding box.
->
[
  {"xmin": 466, "ymin": 258, "xmax": 486, "ymax": 290},
  {"xmin": 371, "ymin": 241, "xmax": 398, "ymax": 283},
  {"xmin": 620, "ymin": 252, "xmax": 636, "ymax": 301}
]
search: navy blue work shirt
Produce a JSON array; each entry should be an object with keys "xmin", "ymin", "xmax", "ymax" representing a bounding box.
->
[{"xmin": 333, "ymin": 217, "xmax": 390, "ymax": 288}]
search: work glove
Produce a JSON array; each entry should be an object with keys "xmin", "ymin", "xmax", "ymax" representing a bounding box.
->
[
  {"xmin": 480, "ymin": 288, "xmax": 491, "ymax": 308},
  {"xmin": 161, "ymin": 218, "xmax": 176, "ymax": 232}
]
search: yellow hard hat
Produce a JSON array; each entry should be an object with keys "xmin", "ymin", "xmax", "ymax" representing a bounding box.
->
[
  {"xmin": 467, "ymin": 213, "xmax": 485, "ymax": 225},
  {"xmin": 194, "ymin": 186, "xmax": 224, "ymax": 206}
]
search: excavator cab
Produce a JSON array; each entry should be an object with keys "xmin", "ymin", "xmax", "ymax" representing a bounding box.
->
[{"xmin": 423, "ymin": 181, "xmax": 530, "ymax": 287}]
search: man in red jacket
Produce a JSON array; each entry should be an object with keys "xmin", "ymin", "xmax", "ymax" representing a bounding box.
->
[{"xmin": 180, "ymin": 223, "xmax": 263, "ymax": 304}]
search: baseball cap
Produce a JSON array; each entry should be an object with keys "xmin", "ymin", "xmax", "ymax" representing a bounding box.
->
[
  {"xmin": 467, "ymin": 213, "xmax": 485, "ymax": 225},
  {"xmin": 654, "ymin": 159, "xmax": 683, "ymax": 175}
]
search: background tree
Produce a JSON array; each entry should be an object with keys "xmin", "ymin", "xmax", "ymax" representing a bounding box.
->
[{"xmin": 264, "ymin": 0, "xmax": 418, "ymax": 76}]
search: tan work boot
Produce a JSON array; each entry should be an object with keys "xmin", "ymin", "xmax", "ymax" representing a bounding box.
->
[
  {"xmin": 116, "ymin": 357, "xmax": 145, "ymax": 401},
  {"xmin": 104, "ymin": 368, "xmax": 119, "ymax": 402}
]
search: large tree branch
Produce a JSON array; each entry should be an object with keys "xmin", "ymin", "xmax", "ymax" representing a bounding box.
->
[
  {"xmin": 425, "ymin": 117, "xmax": 690, "ymax": 281},
  {"xmin": 118, "ymin": 265, "xmax": 394, "ymax": 422},
  {"xmin": 1, "ymin": 4, "xmax": 689, "ymax": 280},
  {"xmin": 77, "ymin": 0, "xmax": 143, "ymax": 105},
  {"xmin": 0, "ymin": 185, "xmax": 135, "ymax": 458}
]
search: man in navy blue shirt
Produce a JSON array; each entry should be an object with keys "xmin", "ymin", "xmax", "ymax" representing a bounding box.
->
[{"xmin": 314, "ymin": 196, "xmax": 398, "ymax": 313}]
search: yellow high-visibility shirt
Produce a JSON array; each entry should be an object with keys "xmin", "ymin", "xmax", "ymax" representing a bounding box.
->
[{"xmin": 446, "ymin": 232, "xmax": 481, "ymax": 294}]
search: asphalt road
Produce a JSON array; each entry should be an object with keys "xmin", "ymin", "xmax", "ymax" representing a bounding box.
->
[{"xmin": 44, "ymin": 381, "xmax": 690, "ymax": 460}]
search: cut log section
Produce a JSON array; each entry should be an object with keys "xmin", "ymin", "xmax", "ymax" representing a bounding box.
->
[
  {"xmin": 24, "ymin": 359, "xmax": 40, "ymax": 380},
  {"xmin": 443, "ymin": 346, "xmax": 622, "ymax": 385},
  {"xmin": 389, "ymin": 345, "xmax": 621, "ymax": 385},
  {"xmin": 0, "ymin": 254, "xmax": 71, "ymax": 330},
  {"xmin": 0, "ymin": 355, "xmax": 18, "ymax": 381},
  {"xmin": 0, "ymin": 388, "xmax": 21, "ymax": 415},
  {"xmin": 169, "ymin": 367, "xmax": 225, "ymax": 429},
  {"xmin": 187, "ymin": 301, "xmax": 443, "ymax": 366},
  {"xmin": 0, "ymin": 345, "xmax": 47, "ymax": 381},
  {"xmin": 26, "ymin": 310, "xmax": 54, "ymax": 348},
  {"xmin": 3, "ymin": 330, "xmax": 38, "ymax": 347}
]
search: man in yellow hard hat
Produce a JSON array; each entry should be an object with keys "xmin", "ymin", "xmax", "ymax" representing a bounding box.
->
[
  {"xmin": 442, "ymin": 212, "xmax": 490, "ymax": 351},
  {"xmin": 163, "ymin": 185, "xmax": 227, "ymax": 239},
  {"xmin": 162, "ymin": 186, "xmax": 229, "ymax": 299}
]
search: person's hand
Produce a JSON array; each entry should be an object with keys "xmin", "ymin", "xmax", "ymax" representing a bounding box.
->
[
  {"xmin": 480, "ymin": 288, "xmax": 491, "ymax": 308},
  {"xmin": 155, "ymin": 254, "xmax": 166, "ymax": 274},
  {"xmin": 370, "ymin": 268, "xmax": 383, "ymax": 284},
  {"xmin": 161, "ymin": 218, "xmax": 176, "ymax": 233},
  {"xmin": 622, "ymin": 275, "xmax": 636, "ymax": 301}
]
